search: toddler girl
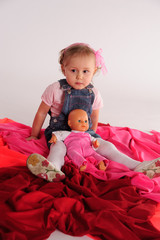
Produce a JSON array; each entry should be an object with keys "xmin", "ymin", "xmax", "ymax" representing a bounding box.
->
[{"xmin": 27, "ymin": 42, "xmax": 160, "ymax": 181}]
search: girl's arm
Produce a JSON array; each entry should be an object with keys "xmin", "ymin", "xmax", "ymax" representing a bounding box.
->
[
  {"xmin": 90, "ymin": 109, "xmax": 99, "ymax": 132},
  {"xmin": 27, "ymin": 101, "xmax": 50, "ymax": 140}
]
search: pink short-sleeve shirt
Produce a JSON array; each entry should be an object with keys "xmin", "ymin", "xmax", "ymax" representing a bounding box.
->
[{"xmin": 41, "ymin": 81, "xmax": 103, "ymax": 117}]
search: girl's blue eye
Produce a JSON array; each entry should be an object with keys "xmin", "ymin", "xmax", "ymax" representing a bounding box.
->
[
  {"xmin": 85, "ymin": 120, "xmax": 87, "ymax": 123},
  {"xmin": 78, "ymin": 120, "xmax": 81, "ymax": 122}
]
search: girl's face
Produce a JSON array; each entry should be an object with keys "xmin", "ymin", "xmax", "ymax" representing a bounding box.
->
[{"xmin": 62, "ymin": 54, "xmax": 97, "ymax": 90}]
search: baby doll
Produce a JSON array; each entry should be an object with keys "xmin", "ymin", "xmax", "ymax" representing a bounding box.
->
[{"xmin": 49, "ymin": 109, "xmax": 107, "ymax": 172}]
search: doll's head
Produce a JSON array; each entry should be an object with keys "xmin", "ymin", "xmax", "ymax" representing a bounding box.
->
[{"xmin": 68, "ymin": 109, "xmax": 89, "ymax": 132}]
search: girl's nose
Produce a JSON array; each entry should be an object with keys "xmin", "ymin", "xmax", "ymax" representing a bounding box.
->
[{"xmin": 76, "ymin": 72, "xmax": 83, "ymax": 80}]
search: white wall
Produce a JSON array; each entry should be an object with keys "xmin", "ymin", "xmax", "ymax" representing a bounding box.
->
[{"xmin": 0, "ymin": 0, "xmax": 160, "ymax": 131}]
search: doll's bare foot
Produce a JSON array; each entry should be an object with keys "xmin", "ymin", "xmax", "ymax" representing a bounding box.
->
[
  {"xmin": 98, "ymin": 161, "xmax": 106, "ymax": 171},
  {"xmin": 80, "ymin": 165, "xmax": 87, "ymax": 172}
]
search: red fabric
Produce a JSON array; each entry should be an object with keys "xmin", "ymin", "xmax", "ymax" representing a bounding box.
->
[
  {"xmin": 0, "ymin": 119, "xmax": 160, "ymax": 239},
  {"xmin": 0, "ymin": 118, "xmax": 15, "ymax": 124},
  {"xmin": 150, "ymin": 203, "xmax": 160, "ymax": 231},
  {"xmin": 0, "ymin": 164, "xmax": 160, "ymax": 240},
  {"xmin": 0, "ymin": 137, "xmax": 27, "ymax": 168}
]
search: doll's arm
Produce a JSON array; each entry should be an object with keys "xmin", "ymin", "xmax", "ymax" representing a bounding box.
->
[
  {"xmin": 49, "ymin": 131, "xmax": 70, "ymax": 144},
  {"xmin": 92, "ymin": 139, "xmax": 100, "ymax": 149},
  {"xmin": 49, "ymin": 134, "xmax": 57, "ymax": 144}
]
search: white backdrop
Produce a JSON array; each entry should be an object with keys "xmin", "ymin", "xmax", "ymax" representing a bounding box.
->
[{"xmin": 0, "ymin": 0, "xmax": 160, "ymax": 131}]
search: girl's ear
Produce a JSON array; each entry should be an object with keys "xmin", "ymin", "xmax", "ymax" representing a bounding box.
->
[
  {"xmin": 94, "ymin": 67, "xmax": 98, "ymax": 75},
  {"xmin": 61, "ymin": 65, "xmax": 65, "ymax": 75}
]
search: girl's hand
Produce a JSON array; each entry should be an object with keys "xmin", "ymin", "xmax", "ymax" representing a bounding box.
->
[
  {"xmin": 26, "ymin": 136, "xmax": 38, "ymax": 141},
  {"xmin": 92, "ymin": 139, "xmax": 100, "ymax": 148},
  {"xmin": 49, "ymin": 134, "xmax": 57, "ymax": 144},
  {"xmin": 28, "ymin": 101, "xmax": 51, "ymax": 142}
]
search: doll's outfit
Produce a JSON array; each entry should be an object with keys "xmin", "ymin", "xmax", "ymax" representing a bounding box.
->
[{"xmin": 52, "ymin": 130, "xmax": 108, "ymax": 168}]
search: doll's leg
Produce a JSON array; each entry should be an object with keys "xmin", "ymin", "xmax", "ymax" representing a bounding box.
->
[
  {"xmin": 91, "ymin": 152, "xmax": 108, "ymax": 170},
  {"xmin": 67, "ymin": 149, "xmax": 86, "ymax": 168},
  {"xmin": 96, "ymin": 138, "xmax": 139, "ymax": 170},
  {"xmin": 47, "ymin": 141, "xmax": 66, "ymax": 169}
]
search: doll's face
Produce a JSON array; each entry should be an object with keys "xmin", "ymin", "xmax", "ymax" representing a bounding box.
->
[{"xmin": 68, "ymin": 109, "xmax": 89, "ymax": 132}]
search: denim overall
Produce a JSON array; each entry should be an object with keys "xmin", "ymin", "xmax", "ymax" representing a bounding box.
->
[{"xmin": 45, "ymin": 79, "xmax": 101, "ymax": 148}]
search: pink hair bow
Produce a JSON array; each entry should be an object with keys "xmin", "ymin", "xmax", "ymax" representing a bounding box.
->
[{"xmin": 94, "ymin": 49, "xmax": 107, "ymax": 75}]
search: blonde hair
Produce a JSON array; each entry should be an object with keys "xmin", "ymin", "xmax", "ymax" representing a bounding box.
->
[{"xmin": 59, "ymin": 43, "xmax": 95, "ymax": 66}]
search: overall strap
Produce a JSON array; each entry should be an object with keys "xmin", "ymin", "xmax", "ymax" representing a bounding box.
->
[{"xmin": 59, "ymin": 79, "xmax": 71, "ymax": 91}]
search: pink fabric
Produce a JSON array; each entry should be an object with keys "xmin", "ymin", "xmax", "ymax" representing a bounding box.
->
[
  {"xmin": 0, "ymin": 120, "xmax": 160, "ymax": 202},
  {"xmin": 64, "ymin": 132, "xmax": 108, "ymax": 167},
  {"xmin": 41, "ymin": 82, "xmax": 103, "ymax": 117},
  {"xmin": 0, "ymin": 121, "xmax": 49, "ymax": 158}
]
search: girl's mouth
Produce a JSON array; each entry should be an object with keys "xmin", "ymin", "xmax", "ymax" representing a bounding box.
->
[{"xmin": 75, "ymin": 82, "xmax": 83, "ymax": 85}]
